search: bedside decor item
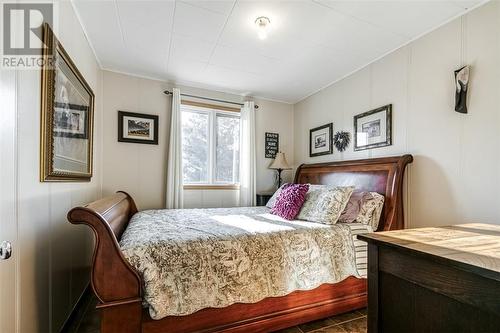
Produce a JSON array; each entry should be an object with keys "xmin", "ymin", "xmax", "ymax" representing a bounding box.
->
[
  {"xmin": 354, "ymin": 104, "xmax": 392, "ymax": 151},
  {"xmin": 270, "ymin": 183, "xmax": 309, "ymax": 220},
  {"xmin": 310, "ymin": 123, "xmax": 333, "ymax": 157},
  {"xmin": 118, "ymin": 111, "xmax": 159, "ymax": 145},
  {"xmin": 265, "ymin": 132, "xmax": 279, "ymax": 158},
  {"xmin": 40, "ymin": 23, "xmax": 95, "ymax": 182},
  {"xmin": 269, "ymin": 152, "xmax": 292, "ymax": 188},
  {"xmin": 454, "ymin": 65, "xmax": 470, "ymax": 114},
  {"xmin": 333, "ymin": 131, "xmax": 350, "ymax": 152}
]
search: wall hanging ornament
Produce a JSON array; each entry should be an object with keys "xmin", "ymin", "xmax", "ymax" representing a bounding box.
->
[
  {"xmin": 454, "ymin": 65, "xmax": 470, "ymax": 114},
  {"xmin": 333, "ymin": 131, "xmax": 350, "ymax": 152}
]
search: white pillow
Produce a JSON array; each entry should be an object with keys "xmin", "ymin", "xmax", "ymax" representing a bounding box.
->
[{"xmin": 265, "ymin": 183, "xmax": 287, "ymax": 208}]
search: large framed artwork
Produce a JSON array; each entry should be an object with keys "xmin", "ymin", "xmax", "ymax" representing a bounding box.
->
[
  {"xmin": 354, "ymin": 104, "xmax": 392, "ymax": 151},
  {"xmin": 40, "ymin": 23, "xmax": 95, "ymax": 182},
  {"xmin": 309, "ymin": 123, "xmax": 333, "ymax": 157},
  {"xmin": 118, "ymin": 111, "xmax": 159, "ymax": 145}
]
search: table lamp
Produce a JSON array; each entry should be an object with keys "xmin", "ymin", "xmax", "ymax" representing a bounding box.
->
[{"xmin": 269, "ymin": 152, "xmax": 292, "ymax": 189}]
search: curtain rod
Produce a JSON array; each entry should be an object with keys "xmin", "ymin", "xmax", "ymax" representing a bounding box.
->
[{"xmin": 163, "ymin": 90, "xmax": 259, "ymax": 109}]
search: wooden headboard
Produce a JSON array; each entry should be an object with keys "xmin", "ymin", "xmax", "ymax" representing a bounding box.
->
[{"xmin": 294, "ymin": 154, "xmax": 413, "ymax": 231}]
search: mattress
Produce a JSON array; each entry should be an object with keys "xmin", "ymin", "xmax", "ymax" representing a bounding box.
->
[{"xmin": 119, "ymin": 206, "xmax": 372, "ymax": 319}]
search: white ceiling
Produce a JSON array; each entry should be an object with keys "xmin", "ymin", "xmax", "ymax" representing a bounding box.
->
[{"xmin": 73, "ymin": 0, "xmax": 484, "ymax": 103}]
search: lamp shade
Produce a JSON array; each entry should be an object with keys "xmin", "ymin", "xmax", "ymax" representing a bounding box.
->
[{"xmin": 269, "ymin": 152, "xmax": 292, "ymax": 170}]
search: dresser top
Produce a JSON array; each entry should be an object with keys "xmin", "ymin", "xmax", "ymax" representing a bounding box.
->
[{"xmin": 358, "ymin": 223, "xmax": 500, "ymax": 275}]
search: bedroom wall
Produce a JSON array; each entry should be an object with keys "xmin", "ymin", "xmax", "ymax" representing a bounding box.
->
[
  {"xmin": 293, "ymin": 1, "xmax": 500, "ymax": 228},
  {"xmin": 101, "ymin": 70, "xmax": 294, "ymax": 210},
  {"xmin": 11, "ymin": 1, "xmax": 103, "ymax": 332}
]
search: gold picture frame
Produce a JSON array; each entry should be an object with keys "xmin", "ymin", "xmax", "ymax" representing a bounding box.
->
[{"xmin": 40, "ymin": 23, "xmax": 95, "ymax": 182}]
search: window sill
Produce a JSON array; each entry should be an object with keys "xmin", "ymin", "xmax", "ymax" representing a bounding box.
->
[{"xmin": 183, "ymin": 184, "xmax": 240, "ymax": 190}]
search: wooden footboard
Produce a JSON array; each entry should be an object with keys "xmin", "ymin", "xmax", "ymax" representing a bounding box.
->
[
  {"xmin": 68, "ymin": 155, "xmax": 412, "ymax": 333},
  {"xmin": 144, "ymin": 277, "xmax": 367, "ymax": 333},
  {"xmin": 67, "ymin": 191, "xmax": 143, "ymax": 333}
]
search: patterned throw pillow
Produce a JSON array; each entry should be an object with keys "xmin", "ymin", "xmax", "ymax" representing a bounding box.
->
[
  {"xmin": 270, "ymin": 184, "xmax": 309, "ymax": 220},
  {"xmin": 356, "ymin": 192, "xmax": 385, "ymax": 230},
  {"xmin": 297, "ymin": 186, "xmax": 354, "ymax": 224},
  {"xmin": 338, "ymin": 191, "xmax": 374, "ymax": 224}
]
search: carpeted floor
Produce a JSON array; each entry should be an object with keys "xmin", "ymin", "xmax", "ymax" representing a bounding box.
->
[{"xmin": 67, "ymin": 296, "xmax": 367, "ymax": 333}]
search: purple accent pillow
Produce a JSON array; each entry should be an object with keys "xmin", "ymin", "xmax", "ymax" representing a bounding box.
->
[{"xmin": 271, "ymin": 183, "xmax": 309, "ymax": 220}]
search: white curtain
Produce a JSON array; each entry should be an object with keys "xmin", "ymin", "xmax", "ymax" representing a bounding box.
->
[
  {"xmin": 166, "ymin": 88, "xmax": 184, "ymax": 209},
  {"xmin": 239, "ymin": 101, "xmax": 256, "ymax": 206}
]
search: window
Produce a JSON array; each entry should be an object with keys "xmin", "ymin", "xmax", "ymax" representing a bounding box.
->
[
  {"xmin": 181, "ymin": 104, "xmax": 240, "ymax": 186},
  {"xmin": 181, "ymin": 110, "xmax": 209, "ymax": 183}
]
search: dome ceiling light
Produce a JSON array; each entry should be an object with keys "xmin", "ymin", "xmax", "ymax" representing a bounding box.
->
[{"xmin": 255, "ymin": 16, "xmax": 271, "ymax": 40}]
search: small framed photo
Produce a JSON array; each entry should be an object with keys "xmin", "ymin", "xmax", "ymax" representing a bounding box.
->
[
  {"xmin": 354, "ymin": 104, "xmax": 392, "ymax": 151},
  {"xmin": 118, "ymin": 111, "xmax": 158, "ymax": 145},
  {"xmin": 310, "ymin": 123, "xmax": 333, "ymax": 157}
]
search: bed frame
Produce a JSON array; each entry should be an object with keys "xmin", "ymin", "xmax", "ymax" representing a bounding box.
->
[{"xmin": 68, "ymin": 154, "xmax": 412, "ymax": 333}]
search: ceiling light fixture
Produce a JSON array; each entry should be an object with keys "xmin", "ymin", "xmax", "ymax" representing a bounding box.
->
[{"xmin": 255, "ymin": 16, "xmax": 271, "ymax": 40}]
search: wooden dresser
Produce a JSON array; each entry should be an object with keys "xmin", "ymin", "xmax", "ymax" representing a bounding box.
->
[{"xmin": 358, "ymin": 223, "xmax": 500, "ymax": 333}]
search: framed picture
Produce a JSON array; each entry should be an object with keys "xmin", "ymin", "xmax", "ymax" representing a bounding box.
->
[
  {"xmin": 118, "ymin": 111, "xmax": 159, "ymax": 145},
  {"xmin": 40, "ymin": 23, "xmax": 95, "ymax": 182},
  {"xmin": 265, "ymin": 132, "xmax": 279, "ymax": 158},
  {"xmin": 53, "ymin": 102, "xmax": 88, "ymax": 139},
  {"xmin": 309, "ymin": 123, "xmax": 333, "ymax": 157},
  {"xmin": 354, "ymin": 104, "xmax": 392, "ymax": 151}
]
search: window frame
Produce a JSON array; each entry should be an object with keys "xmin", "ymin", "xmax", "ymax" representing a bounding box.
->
[{"xmin": 181, "ymin": 103, "xmax": 241, "ymax": 189}]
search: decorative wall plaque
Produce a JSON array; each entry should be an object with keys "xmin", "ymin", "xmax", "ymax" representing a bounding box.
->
[{"xmin": 265, "ymin": 132, "xmax": 279, "ymax": 158}]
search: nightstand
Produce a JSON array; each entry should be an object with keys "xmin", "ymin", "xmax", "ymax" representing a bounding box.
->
[
  {"xmin": 359, "ymin": 224, "xmax": 500, "ymax": 333},
  {"xmin": 256, "ymin": 193, "xmax": 274, "ymax": 206}
]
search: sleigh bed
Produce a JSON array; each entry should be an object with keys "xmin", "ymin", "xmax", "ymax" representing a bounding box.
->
[{"xmin": 68, "ymin": 155, "xmax": 412, "ymax": 333}]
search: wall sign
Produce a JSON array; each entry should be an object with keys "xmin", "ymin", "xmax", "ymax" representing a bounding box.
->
[{"xmin": 265, "ymin": 132, "xmax": 279, "ymax": 158}]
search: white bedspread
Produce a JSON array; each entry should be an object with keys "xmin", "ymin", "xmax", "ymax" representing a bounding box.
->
[{"xmin": 119, "ymin": 206, "xmax": 371, "ymax": 319}]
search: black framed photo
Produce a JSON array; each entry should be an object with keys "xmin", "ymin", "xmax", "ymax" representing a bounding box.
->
[
  {"xmin": 118, "ymin": 111, "xmax": 158, "ymax": 145},
  {"xmin": 354, "ymin": 104, "xmax": 392, "ymax": 151},
  {"xmin": 309, "ymin": 123, "xmax": 333, "ymax": 157},
  {"xmin": 265, "ymin": 132, "xmax": 279, "ymax": 158}
]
